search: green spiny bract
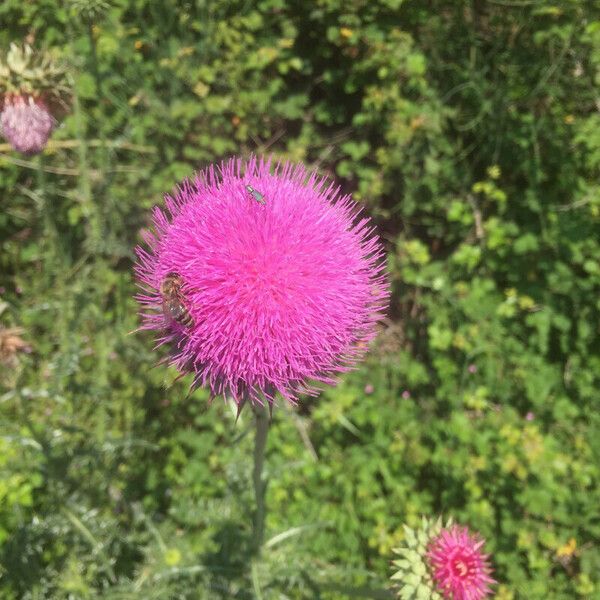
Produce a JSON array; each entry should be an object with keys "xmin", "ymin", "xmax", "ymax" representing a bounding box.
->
[
  {"xmin": 68, "ymin": 0, "xmax": 111, "ymax": 23},
  {"xmin": 390, "ymin": 516, "xmax": 451, "ymax": 600},
  {"xmin": 0, "ymin": 43, "xmax": 71, "ymax": 111}
]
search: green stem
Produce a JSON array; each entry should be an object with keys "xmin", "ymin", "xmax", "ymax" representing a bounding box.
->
[
  {"xmin": 87, "ymin": 22, "xmax": 103, "ymax": 96},
  {"xmin": 87, "ymin": 21, "xmax": 111, "ymax": 187},
  {"xmin": 36, "ymin": 153, "xmax": 46, "ymax": 211},
  {"xmin": 252, "ymin": 402, "xmax": 270, "ymax": 553},
  {"xmin": 36, "ymin": 154, "xmax": 55, "ymax": 265},
  {"xmin": 72, "ymin": 84, "xmax": 100, "ymax": 250}
]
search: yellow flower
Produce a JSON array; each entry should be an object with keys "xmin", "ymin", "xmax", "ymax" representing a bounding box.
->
[
  {"xmin": 164, "ymin": 548, "xmax": 182, "ymax": 567},
  {"xmin": 556, "ymin": 537, "xmax": 577, "ymax": 558},
  {"xmin": 487, "ymin": 165, "xmax": 501, "ymax": 179}
]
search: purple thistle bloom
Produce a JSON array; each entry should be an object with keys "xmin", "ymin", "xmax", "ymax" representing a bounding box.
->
[
  {"xmin": 135, "ymin": 156, "xmax": 389, "ymax": 410},
  {"xmin": 0, "ymin": 94, "xmax": 55, "ymax": 155},
  {"xmin": 427, "ymin": 525, "xmax": 495, "ymax": 600}
]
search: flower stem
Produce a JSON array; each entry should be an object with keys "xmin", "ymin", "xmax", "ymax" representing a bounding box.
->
[
  {"xmin": 71, "ymin": 75, "xmax": 99, "ymax": 251},
  {"xmin": 36, "ymin": 154, "xmax": 55, "ymax": 265},
  {"xmin": 252, "ymin": 402, "xmax": 270, "ymax": 553},
  {"xmin": 87, "ymin": 22, "xmax": 103, "ymax": 96}
]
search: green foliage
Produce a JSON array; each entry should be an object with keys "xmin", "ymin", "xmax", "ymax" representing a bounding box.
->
[{"xmin": 1, "ymin": 0, "xmax": 600, "ymax": 598}]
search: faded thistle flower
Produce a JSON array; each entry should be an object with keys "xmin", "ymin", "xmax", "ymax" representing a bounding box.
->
[
  {"xmin": 391, "ymin": 517, "xmax": 494, "ymax": 600},
  {"xmin": 135, "ymin": 156, "xmax": 389, "ymax": 411},
  {"xmin": 0, "ymin": 43, "xmax": 71, "ymax": 154},
  {"xmin": 0, "ymin": 96, "xmax": 55, "ymax": 154},
  {"xmin": 0, "ymin": 326, "xmax": 30, "ymax": 388}
]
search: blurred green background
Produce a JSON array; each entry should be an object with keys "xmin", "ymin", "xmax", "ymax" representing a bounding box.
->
[{"xmin": 1, "ymin": 1, "xmax": 600, "ymax": 598}]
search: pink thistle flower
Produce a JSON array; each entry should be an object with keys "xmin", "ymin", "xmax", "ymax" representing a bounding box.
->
[
  {"xmin": 135, "ymin": 157, "xmax": 389, "ymax": 410},
  {"xmin": 0, "ymin": 94, "xmax": 55, "ymax": 154},
  {"xmin": 427, "ymin": 524, "xmax": 495, "ymax": 600}
]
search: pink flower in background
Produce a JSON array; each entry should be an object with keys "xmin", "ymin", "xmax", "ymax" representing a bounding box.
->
[
  {"xmin": 0, "ymin": 94, "xmax": 55, "ymax": 154},
  {"xmin": 525, "ymin": 411, "xmax": 535, "ymax": 421},
  {"xmin": 135, "ymin": 156, "xmax": 389, "ymax": 410},
  {"xmin": 427, "ymin": 524, "xmax": 495, "ymax": 600},
  {"xmin": 468, "ymin": 364, "xmax": 477, "ymax": 374},
  {"xmin": 401, "ymin": 389, "xmax": 411, "ymax": 399},
  {"xmin": 364, "ymin": 384, "xmax": 374, "ymax": 395}
]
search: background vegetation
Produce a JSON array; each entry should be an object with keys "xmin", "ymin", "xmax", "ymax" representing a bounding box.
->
[{"xmin": 1, "ymin": 0, "xmax": 600, "ymax": 598}]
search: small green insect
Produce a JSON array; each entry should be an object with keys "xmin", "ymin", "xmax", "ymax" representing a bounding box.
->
[{"xmin": 245, "ymin": 184, "xmax": 266, "ymax": 205}]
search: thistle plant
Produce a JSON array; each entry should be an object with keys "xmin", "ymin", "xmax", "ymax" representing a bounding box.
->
[
  {"xmin": 135, "ymin": 156, "xmax": 389, "ymax": 551},
  {"xmin": 391, "ymin": 517, "xmax": 495, "ymax": 600},
  {"xmin": 0, "ymin": 43, "xmax": 71, "ymax": 154}
]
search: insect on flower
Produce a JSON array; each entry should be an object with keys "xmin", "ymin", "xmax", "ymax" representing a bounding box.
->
[
  {"xmin": 160, "ymin": 272, "xmax": 193, "ymax": 327},
  {"xmin": 245, "ymin": 184, "xmax": 266, "ymax": 205}
]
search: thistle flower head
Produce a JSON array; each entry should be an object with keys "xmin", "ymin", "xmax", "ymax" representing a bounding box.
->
[
  {"xmin": 0, "ymin": 43, "xmax": 71, "ymax": 153},
  {"xmin": 427, "ymin": 524, "xmax": 495, "ymax": 600},
  {"xmin": 391, "ymin": 518, "xmax": 495, "ymax": 600},
  {"xmin": 135, "ymin": 156, "xmax": 388, "ymax": 410},
  {"xmin": 0, "ymin": 95, "xmax": 55, "ymax": 154}
]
